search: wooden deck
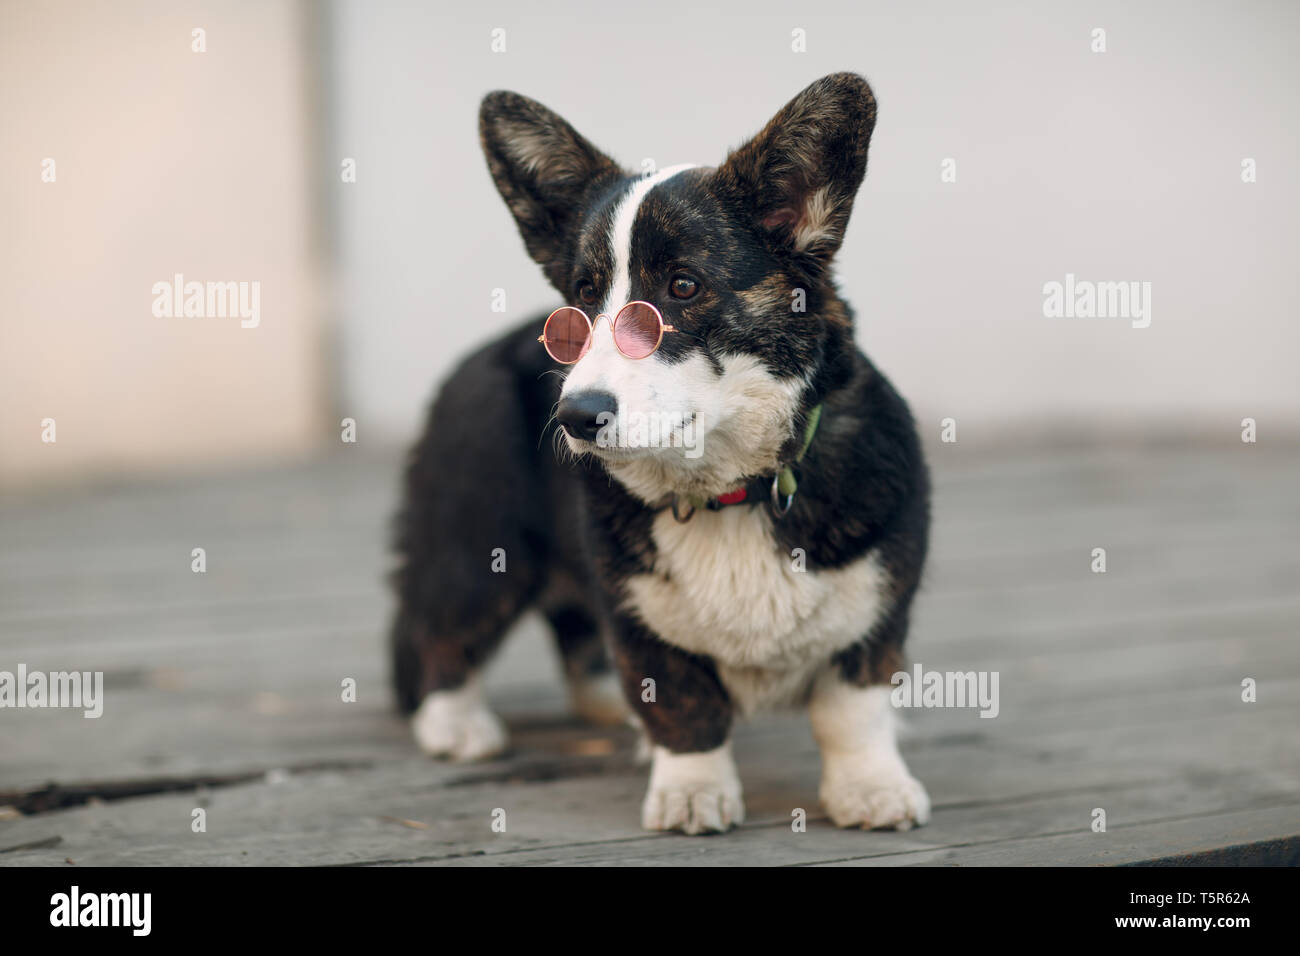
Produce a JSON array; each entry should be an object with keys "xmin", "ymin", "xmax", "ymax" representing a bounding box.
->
[{"xmin": 1, "ymin": 439, "xmax": 1298, "ymax": 866}]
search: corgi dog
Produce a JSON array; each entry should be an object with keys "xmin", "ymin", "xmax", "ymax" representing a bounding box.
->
[{"xmin": 390, "ymin": 73, "xmax": 931, "ymax": 834}]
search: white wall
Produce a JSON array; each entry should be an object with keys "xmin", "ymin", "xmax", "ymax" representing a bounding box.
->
[{"xmin": 329, "ymin": 0, "xmax": 1300, "ymax": 443}]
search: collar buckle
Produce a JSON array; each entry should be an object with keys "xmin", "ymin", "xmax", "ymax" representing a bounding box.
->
[{"xmin": 769, "ymin": 472, "xmax": 794, "ymax": 517}]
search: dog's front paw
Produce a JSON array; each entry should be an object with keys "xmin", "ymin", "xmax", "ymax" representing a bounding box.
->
[
  {"xmin": 820, "ymin": 760, "xmax": 930, "ymax": 831},
  {"xmin": 411, "ymin": 681, "xmax": 507, "ymax": 762},
  {"xmin": 642, "ymin": 782, "xmax": 745, "ymax": 834},
  {"xmin": 641, "ymin": 744, "xmax": 744, "ymax": 834}
]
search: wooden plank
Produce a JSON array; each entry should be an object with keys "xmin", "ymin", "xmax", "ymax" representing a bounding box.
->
[
  {"xmin": 2, "ymin": 745, "xmax": 1293, "ymax": 867},
  {"xmin": 2, "ymin": 695, "xmax": 1295, "ymax": 866},
  {"xmin": 3, "ymin": 588, "xmax": 1295, "ymax": 793},
  {"xmin": 815, "ymin": 806, "xmax": 1300, "ymax": 867},
  {"xmin": 1, "ymin": 443, "xmax": 1297, "ymax": 865}
]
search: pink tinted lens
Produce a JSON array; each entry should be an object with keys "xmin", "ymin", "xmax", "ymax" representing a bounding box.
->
[
  {"xmin": 613, "ymin": 302, "xmax": 663, "ymax": 359},
  {"xmin": 543, "ymin": 308, "xmax": 591, "ymax": 363}
]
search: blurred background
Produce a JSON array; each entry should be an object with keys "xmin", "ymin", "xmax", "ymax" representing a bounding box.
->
[
  {"xmin": 3, "ymin": 0, "xmax": 1298, "ymax": 487},
  {"xmin": 1, "ymin": 1, "xmax": 1297, "ymax": 866}
]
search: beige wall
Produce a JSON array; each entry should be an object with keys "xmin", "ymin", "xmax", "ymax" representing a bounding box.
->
[{"xmin": 0, "ymin": 0, "xmax": 326, "ymax": 486}]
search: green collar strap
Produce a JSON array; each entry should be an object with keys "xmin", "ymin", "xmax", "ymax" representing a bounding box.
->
[
  {"xmin": 672, "ymin": 402, "xmax": 823, "ymax": 521},
  {"xmin": 777, "ymin": 402, "xmax": 822, "ymax": 497}
]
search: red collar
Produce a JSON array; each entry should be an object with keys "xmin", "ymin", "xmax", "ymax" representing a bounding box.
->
[{"xmin": 715, "ymin": 486, "xmax": 749, "ymax": 506}]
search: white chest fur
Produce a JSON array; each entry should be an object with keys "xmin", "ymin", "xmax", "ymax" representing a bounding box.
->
[{"xmin": 623, "ymin": 506, "xmax": 892, "ymax": 712}]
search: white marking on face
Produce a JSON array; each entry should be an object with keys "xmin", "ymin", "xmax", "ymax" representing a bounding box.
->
[
  {"xmin": 558, "ymin": 163, "xmax": 808, "ymax": 500},
  {"xmin": 560, "ymin": 164, "xmax": 699, "ymax": 438},
  {"xmin": 602, "ymin": 163, "xmax": 698, "ymax": 315},
  {"xmin": 601, "ymin": 354, "xmax": 805, "ymax": 501}
]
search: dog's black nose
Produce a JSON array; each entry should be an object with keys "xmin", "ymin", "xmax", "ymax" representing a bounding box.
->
[{"xmin": 557, "ymin": 390, "xmax": 617, "ymax": 442}]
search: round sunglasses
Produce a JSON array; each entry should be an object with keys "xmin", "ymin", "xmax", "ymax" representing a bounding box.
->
[{"xmin": 537, "ymin": 301, "xmax": 678, "ymax": 364}]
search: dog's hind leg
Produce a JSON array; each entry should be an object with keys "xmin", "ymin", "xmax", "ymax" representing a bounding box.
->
[
  {"xmin": 542, "ymin": 599, "xmax": 629, "ymax": 726},
  {"xmin": 389, "ymin": 334, "xmax": 552, "ymax": 761},
  {"xmin": 390, "ymin": 504, "xmax": 543, "ymax": 759},
  {"xmin": 391, "ymin": 601, "xmax": 526, "ymax": 762}
]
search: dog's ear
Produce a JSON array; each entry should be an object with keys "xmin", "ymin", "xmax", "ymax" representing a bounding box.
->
[
  {"xmin": 713, "ymin": 73, "xmax": 876, "ymax": 274},
  {"xmin": 480, "ymin": 91, "xmax": 622, "ymax": 288}
]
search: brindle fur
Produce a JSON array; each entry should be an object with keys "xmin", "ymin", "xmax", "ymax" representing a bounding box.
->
[{"xmin": 390, "ymin": 73, "xmax": 929, "ymax": 758}]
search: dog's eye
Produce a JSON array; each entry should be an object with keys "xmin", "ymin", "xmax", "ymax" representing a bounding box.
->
[
  {"xmin": 576, "ymin": 281, "xmax": 598, "ymax": 306},
  {"xmin": 669, "ymin": 275, "xmax": 699, "ymax": 300}
]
